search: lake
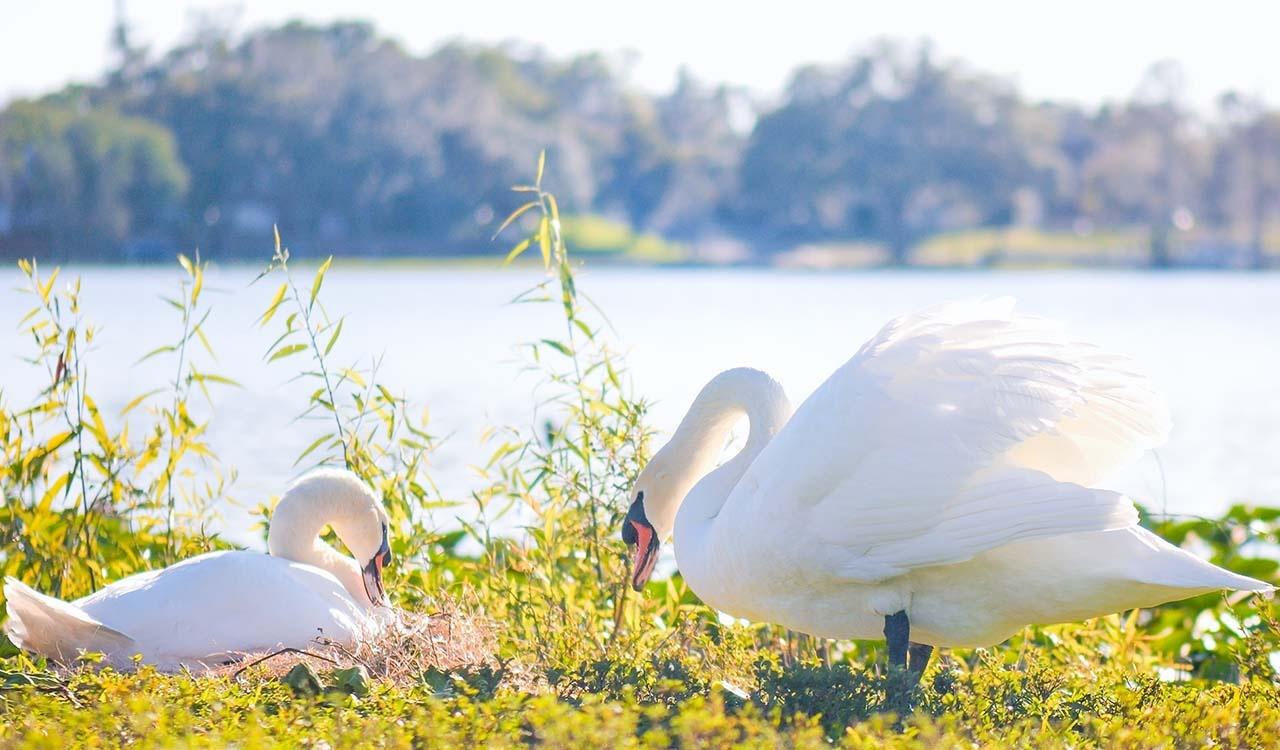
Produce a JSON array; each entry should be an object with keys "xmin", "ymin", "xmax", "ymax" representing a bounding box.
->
[{"xmin": 3, "ymin": 265, "xmax": 1278, "ymax": 546}]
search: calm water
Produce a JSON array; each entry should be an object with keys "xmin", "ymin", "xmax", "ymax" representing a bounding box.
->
[{"xmin": 3, "ymin": 265, "xmax": 1278, "ymax": 545}]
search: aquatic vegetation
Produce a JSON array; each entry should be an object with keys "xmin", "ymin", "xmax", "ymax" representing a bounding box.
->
[{"xmin": 2, "ymin": 158, "xmax": 1278, "ymax": 747}]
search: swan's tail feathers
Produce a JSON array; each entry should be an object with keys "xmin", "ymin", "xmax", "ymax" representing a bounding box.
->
[
  {"xmin": 1209, "ymin": 567, "xmax": 1274, "ymax": 601},
  {"xmin": 1225, "ymin": 576, "xmax": 1276, "ymax": 604},
  {"xmin": 3, "ymin": 577, "xmax": 135, "ymax": 664},
  {"xmin": 1207, "ymin": 570, "xmax": 1273, "ymax": 606},
  {"xmin": 1129, "ymin": 530, "xmax": 1276, "ymax": 599},
  {"xmin": 1209, "ymin": 563, "xmax": 1276, "ymax": 594}
]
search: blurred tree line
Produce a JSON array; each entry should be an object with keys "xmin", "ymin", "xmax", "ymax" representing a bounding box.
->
[{"xmin": 1, "ymin": 21, "xmax": 1278, "ymax": 265}]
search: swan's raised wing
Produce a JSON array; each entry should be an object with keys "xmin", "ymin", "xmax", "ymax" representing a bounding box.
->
[{"xmin": 735, "ymin": 298, "xmax": 1167, "ymax": 583}]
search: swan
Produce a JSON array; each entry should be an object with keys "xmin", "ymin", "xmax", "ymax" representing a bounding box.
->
[
  {"xmin": 622, "ymin": 298, "xmax": 1271, "ymax": 683},
  {"xmin": 3, "ymin": 468, "xmax": 393, "ymax": 671}
]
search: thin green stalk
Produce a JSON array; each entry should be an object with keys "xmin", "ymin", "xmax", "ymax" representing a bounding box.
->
[
  {"xmin": 285, "ymin": 265, "xmax": 351, "ymax": 469},
  {"xmin": 67, "ymin": 327, "xmax": 98, "ymax": 586},
  {"xmin": 537, "ymin": 183, "xmax": 605, "ymax": 584},
  {"xmin": 162, "ymin": 280, "xmax": 193, "ymax": 561}
]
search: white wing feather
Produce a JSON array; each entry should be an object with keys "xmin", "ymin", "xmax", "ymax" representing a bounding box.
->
[{"xmin": 733, "ymin": 298, "xmax": 1167, "ymax": 583}]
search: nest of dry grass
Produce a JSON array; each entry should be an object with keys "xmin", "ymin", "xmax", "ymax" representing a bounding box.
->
[{"xmin": 211, "ymin": 595, "xmax": 526, "ymax": 689}]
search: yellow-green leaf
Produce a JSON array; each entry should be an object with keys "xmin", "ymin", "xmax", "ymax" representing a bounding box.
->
[
  {"xmin": 37, "ymin": 472, "xmax": 71, "ymax": 513},
  {"xmin": 337, "ymin": 367, "xmax": 367, "ymax": 388},
  {"xmin": 540, "ymin": 338, "xmax": 572, "ymax": 356},
  {"xmin": 268, "ymin": 343, "xmax": 309, "ymax": 362},
  {"xmin": 120, "ymin": 388, "xmax": 165, "ymax": 415},
  {"xmin": 194, "ymin": 325, "xmax": 215, "ymax": 357},
  {"xmin": 38, "ymin": 267, "xmax": 60, "ymax": 303},
  {"xmin": 547, "ymin": 194, "xmax": 560, "ymax": 226},
  {"xmin": 135, "ymin": 345, "xmax": 176, "ymax": 364},
  {"xmin": 84, "ymin": 394, "xmax": 110, "ymax": 448},
  {"xmin": 492, "ymin": 201, "xmax": 538, "ymax": 240},
  {"xmin": 43, "ymin": 430, "xmax": 73, "ymax": 455},
  {"xmin": 310, "ymin": 256, "xmax": 333, "ymax": 307},
  {"xmin": 503, "ymin": 238, "xmax": 531, "ymax": 266},
  {"xmin": 324, "ymin": 318, "xmax": 344, "ymax": 356},
  {"xmin": 538, "ymin": 217, "xmax": 551, "ymax": 269},
  {"xmin": 294, "ymin": 434, "xmax": 333, "ymax": 466},
  {"xmin": 260, "ymin": 283, "xmax": 289, "ymax": 327},
  {"xmin": 192, "ymin": 373, "xmax": 241, "ymax": 387}
]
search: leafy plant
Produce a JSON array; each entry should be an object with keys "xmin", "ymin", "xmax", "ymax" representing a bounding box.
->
[
  {"xmin": 0, "ymin": 256, "xmax": 229, "ymax": 607},
  {"xmin": 251, "ymin": 230, "xmax": 452, "ymax": 602}
]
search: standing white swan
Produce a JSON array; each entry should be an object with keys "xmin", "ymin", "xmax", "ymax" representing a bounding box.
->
[
  {"xmin": 3, "ymin": 468, "xmax": 393, "ymax": 671},
  {"xmin": 622, "ymin": 298, "xmax": 1271, "ymax": 682}
]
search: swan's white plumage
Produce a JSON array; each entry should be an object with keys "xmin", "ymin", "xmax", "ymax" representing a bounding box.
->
[
  {"xmin": 5, "ymin": 553, "xmax": 379, "ymax": 670},
  {"xmin": 3, "ymin": 578, "xmax": 135, "ymax": 660},
  {"xmin": 652, "ymin": 299, "xmax": 1270, "ymax": 648},
  {"xmin": 3, "ymin": 469, "xmax": 389, "ymax": 671},
  {"xmin": 735, "ymin": 297, "xmax": 1161, "ymax": 582}
]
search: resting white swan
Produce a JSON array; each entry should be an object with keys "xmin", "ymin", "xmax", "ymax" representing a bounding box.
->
[
  {"xmin": 622, "ymin": 298, "xmax": 1271, "ymax": 682},
  {"xmin": 4, "ymin": 468, "xmax": 393, "ymax": 671}
]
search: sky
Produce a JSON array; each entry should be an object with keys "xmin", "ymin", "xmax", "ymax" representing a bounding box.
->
[{"xmin": 1, "ymin": 0, "xmax": 1276, "ymax": 112}]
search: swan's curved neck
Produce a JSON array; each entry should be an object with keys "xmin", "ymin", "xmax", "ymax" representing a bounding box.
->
[
  {"xmin": 664, "ymin": 369, "xmax": 791, "ymax": 536},
  {"xmin": 268, "ymin": 476, "xmax": 372, "ymax": 607}
]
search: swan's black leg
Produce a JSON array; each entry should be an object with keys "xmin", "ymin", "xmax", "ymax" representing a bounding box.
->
[
  {"xmin": 907, "ymin": 642, "xmax": 933, "ymax": 684},
  {"xmin": 883, "ymin": 611, "xmax": 927, "ymax": 713},
  {"xmin": 883, "ymin": 610, "xmax": 909, "ymax": 669}
]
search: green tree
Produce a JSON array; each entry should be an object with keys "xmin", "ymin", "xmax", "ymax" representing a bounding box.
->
[
  {"xmin": 0, "ymin": 100, "xmax": 188, "ymax": 259},
  {"xmin": 1083, "ymin": 61, "xmax": 1209, "ymax": 267},
  {"xmin": 732, "ymin": 42, "xmax": 1030, "ymax": 263},
  {"xmin": 1208, "ymin": 93, "xmax": 1280, "ymax": 268}
]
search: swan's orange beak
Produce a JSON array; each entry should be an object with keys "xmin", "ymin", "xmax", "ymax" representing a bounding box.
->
[
  {"xmin": 622, "ymin": 497, "xmax": 659, "ymax": 592},
  {"xmin": 361, "ymin": 525, "xmax": 392, "ymax": 607}
]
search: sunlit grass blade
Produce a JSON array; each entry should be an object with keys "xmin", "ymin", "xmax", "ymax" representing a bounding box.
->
[
  {"xmin": 540, "ymin": 338, "xmax": 572, "ymax": 357},
  {"xmin": 259, "ymin": 283, "xmax": 289, "ymax": 326},
  {"xmin": 120, "ymin": 388, "xmax": 166, "ymax": 415},
  {"xmin": 268, "ymin": 343, "xmax": 309, "ymax": 362},
  {"xmin": 503, "ymin": 238, "xmax": 532, "ymax": 266},
  {"xmin": 293, "ymin": 434, "xmax": 335, "ymax": 466},
  {"xmin": 310, "ymin": 256, "xmax": 334, "ymax": 308},
  {"xmin": 493, "ymin": 201, "xmax": 538, "ymax": 240},
  {"xmin": 539, "ymin": 217, "xmax": 551, "ymax": 269},
  {"xmin": 324, "ymin": 318, "xmax": 344, "ymax": 356},
  {"xmin": 136, "ymin": 345, "xmax": 177, "ymax": 364},
  {"xmin": 37, "ymin": 267, "xmax": 60, "ymax": 303},
  {"xmin": 191, "ymin": 372, "xmax": 241, "ymax": 388}
]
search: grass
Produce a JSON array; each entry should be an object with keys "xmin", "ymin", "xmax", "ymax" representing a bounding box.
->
[
  {"xmin": 559, "ymin": 214, "xmax": 689, "ymax": 263},
  {"xmin": 5, "ymin": 631, "xmax": 1280, "ymax": 748},
  {"xmin": 912, "ymin": 226, "xmax": 1150, "ymax": 266},
  {"xmin": 766, "ymin": 228, "xmax": 1152, "ymax": 269},
  {"xmin": 2, "ymin": 158, "xmax": 1279, "ymax": 748}
]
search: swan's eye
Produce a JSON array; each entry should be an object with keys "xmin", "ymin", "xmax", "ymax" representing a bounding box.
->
[{"xmin": 636, "ymin": 491, "xmax": 645, "ymax": 503}]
